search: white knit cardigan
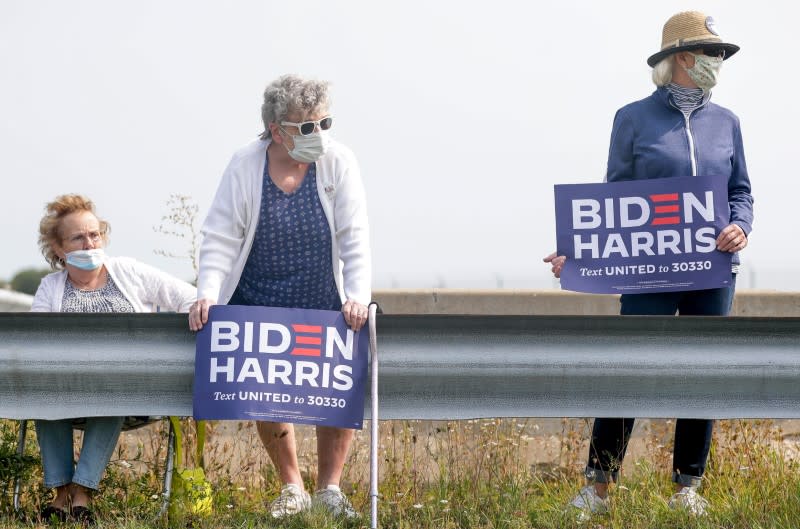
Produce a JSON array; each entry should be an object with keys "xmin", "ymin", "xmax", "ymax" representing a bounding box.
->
[
  {"xmin": 196, "ymin": 138, "xmax": 372, "ymax": 306},
  {"xmin": 31, "ymin": 256, "xmax": 196, "ymax": 312}
]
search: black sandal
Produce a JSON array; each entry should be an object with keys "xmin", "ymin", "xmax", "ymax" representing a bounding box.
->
[
  {"xmin": 70, "ymin": 506, "xmax": 96, "ymax": 526},
  {"xmin": 39, "ymin": 505, "xmax": 69, "ymax": 524}
]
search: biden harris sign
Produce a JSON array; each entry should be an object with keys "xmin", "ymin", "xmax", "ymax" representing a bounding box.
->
[
  {"xmin": 554, "ymin": 175, "xmax": 732, "ymax": 294},
  {"xmin": 193, "ymin": 305, "xmax": 369, "ymax": 429}
]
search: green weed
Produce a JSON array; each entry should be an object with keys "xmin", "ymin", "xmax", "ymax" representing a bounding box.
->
[{"xmin": 0, "ymin": 418, "xmax": 798, "ymax": 528}]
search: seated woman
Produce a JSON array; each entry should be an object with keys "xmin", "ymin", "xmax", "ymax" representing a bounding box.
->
[{"xmin": 31, "ymin": 194, "xmax": 196, "ymax": 525}]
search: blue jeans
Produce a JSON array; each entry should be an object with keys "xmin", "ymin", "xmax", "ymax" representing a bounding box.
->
[
  {"xmin": 585, "ymin": 275, "xmax": 736, "ymax": 487},
  {"xmin": 35, "ymin": 417, "xmax": 124, "ymax": 490}
]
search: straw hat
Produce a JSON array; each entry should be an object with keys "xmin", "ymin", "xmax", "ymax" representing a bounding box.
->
[{"xmin": 647, "ymin": 11, "xmax": 739, "ymax": 67}]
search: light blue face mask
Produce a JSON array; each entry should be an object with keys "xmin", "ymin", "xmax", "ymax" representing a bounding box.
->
[
  {"xmin": 65, "ymin": 249, "xmax": 105, "ymax": 270},
  {"xmin": 280, "ymin": 128, "xmax": 331, "ymax": 163}
]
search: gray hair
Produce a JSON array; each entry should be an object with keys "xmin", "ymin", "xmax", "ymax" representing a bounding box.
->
[
  {"xmin": 260, "ymin": 74, "xmax": 331, "ymax": 140},
  {"xmin": 651, "ymin": 56, "xmax": 674, "ymax": 86}
]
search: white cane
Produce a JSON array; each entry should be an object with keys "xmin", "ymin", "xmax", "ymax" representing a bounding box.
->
[{"xmin": 368, "ymin": 302, "xmax": 380, "ymax": 528}]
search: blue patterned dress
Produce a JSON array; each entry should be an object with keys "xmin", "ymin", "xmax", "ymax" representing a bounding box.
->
[{"xmin": 230, "ymin": 150, "xmax": 341, "ymax": 311}]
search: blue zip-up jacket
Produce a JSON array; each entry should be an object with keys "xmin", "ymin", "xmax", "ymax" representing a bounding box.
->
[{"xmin": 606, "ymin": 87, "xmax": 754, "ymax": 265}]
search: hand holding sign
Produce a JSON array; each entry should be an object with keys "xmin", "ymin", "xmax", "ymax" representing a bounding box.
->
[
  {"xmin": 191, "ymin": 299, "xmax": 370, "ymax": 333},
  {"xmin": 543, "ymin": 252, "xmax": 566, "ymax": 278},
  {"xmin": 189, "ymin": 298, "xmax": 214, "ymax": 331},
  {"xmin": 716, "ymin": 223, "xmax": 747, "ymax": 253}
]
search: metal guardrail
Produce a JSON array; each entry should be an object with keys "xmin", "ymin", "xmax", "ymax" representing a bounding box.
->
[
  {"xmin": 377, "ymin": 315, "xmax": 800, "ymax": 420},
  {"xmin": 0, "ymin": 313, "xmax": 194, "ymax": 420},
  {"xmin": 1, "ymin": 313, "xmax": 799, "ymax": 420}
]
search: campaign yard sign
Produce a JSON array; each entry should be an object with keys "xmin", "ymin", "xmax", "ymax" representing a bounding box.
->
[
  {"xmin": 193, "ymin": 305, "xmax": 369, "ymax": 429},
  {"xmin": 554, "ymin": 175, "xmax": 732, "ymax": 294}
]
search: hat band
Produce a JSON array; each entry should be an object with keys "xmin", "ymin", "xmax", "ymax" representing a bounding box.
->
[{"xmin": 661, "ymin": 34, "xmax": 722, "ymax": 50}]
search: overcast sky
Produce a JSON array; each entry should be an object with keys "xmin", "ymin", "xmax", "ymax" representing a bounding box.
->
[{"xmin": 1, "ymin": 1, "xmax": 796, "ymax": 290}]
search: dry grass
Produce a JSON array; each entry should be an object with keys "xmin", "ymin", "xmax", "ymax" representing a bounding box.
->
[{"xmin": 1, "ymin": 418, "xmax": 799, "ymax": 528}]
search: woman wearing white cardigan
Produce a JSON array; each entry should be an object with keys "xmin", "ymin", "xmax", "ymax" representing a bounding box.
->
[
  {"xmin": 189, "ymin": 74, "xmax": 372, "ymax": 520},
  {"xmin": 32, "ymin": 194, "xmax": 195, "ymax": 525}
]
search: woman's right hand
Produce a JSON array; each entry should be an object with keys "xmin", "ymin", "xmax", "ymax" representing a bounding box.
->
[
  {"xmin": 543, "ymin": 252, "xmax": 567, "ymax": 278},
  {"xmin": 342, "ymin": 299, "xmax": 369, "ymax": 332},
  {"xmin": 189, "ymin": 299, "xmax": 215, "ymax": 331}
]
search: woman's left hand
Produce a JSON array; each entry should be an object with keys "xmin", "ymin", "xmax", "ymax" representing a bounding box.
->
[
  {"xmin": 543, "ymin": 252, "xmax": 567, "ymax": 278},
  {"xmin": 716, "ymin": 223, "xmax": 748, "ymax": 253},
  {"xmin": 342, "ymin": 299, "xmax": 369, "ymax": 331}
]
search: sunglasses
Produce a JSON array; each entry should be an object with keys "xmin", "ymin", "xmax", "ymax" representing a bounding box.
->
[
  {"xmin": 694, "ymin": 48, "xmax": 726, "ymax": 59},
  {"xmin": 280, "ymin": 116, "xmax": 333, "ymax": 136}
]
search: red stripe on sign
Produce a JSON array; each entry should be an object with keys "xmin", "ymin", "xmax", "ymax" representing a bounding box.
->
[
  {"xmin": 651, "ymin": 216, "xmax": 681, "ymax": 225},
  {"xmin": 655, "ymin": 205, "xmax": 680, "ymax": 213},
  {"xmin": 292, "ymin": 324, "xmax": 322, "ymax": 334},
  {"xmin": 296, "ymin": 336, "xmax": 322, "ymax": 345},
  {"xmin": 290, "ymin": 348, "xmax": 321, "ymax": 356},
  {"xmin": 650, "ymin": 193, "xmax": 679, "ymax": 202}
]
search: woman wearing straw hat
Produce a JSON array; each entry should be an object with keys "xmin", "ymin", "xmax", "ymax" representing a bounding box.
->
[{"xmin": 544, "ymin": 11, "xmax": 753, "ymax": 519}]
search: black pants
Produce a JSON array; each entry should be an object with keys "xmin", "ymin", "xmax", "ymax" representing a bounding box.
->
[{"xmin": 585, "ymin": 275, "xmax": 736, "ymax": 487}]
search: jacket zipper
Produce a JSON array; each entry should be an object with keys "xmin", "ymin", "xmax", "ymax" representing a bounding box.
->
[
  {"xmin": 669, "ymin": 98, "xmax": 708, "ymax": 177},
  {"xmin": 684, "ymin": 114, "xmax": 697, "ymax": 176}
]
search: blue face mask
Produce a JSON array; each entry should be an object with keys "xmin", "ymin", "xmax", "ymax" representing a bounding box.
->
[
  {"xmin": 280, "ymin": 128, "xmax": 330, "ymax": 163},
  {"xmin": 65, "ymin": 249, "xmax": 105, "ymax": 270}
]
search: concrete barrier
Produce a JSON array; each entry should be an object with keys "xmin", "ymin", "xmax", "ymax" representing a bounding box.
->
[
  {"xmin": 3, "ymin": 287, "xmax": 797, "ymax": 316},
  {"xmin": 372, "ymin": 289, "xmax": 800, "ymax": 316}
]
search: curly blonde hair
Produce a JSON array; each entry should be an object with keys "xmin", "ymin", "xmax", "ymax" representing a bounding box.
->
[{"xmin": 38, "ymin": 194, "xmax": 110, "ymax": 270}]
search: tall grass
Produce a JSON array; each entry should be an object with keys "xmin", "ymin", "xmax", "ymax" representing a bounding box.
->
[{"xmin": 1, "ymin": 418, "xmax": 798, "ymax": 528}]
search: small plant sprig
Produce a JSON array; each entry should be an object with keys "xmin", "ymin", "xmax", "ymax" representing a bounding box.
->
[{"xmin": 153, "ymin": 194, "xmax": 200, "ymax": 284}]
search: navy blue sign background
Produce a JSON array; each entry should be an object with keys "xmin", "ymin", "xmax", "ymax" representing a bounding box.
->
[
  {"xmin": 193, "ymin": 305, "xmax": 368, "ymax": 429},
  {"xmin": 555, "ymin": 175, "xmax": 732, "ymax": 294}
]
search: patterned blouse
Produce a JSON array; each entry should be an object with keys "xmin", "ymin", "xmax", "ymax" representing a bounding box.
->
[
  {"xmin": 61, "ymin": 273, "xmax": 134, "ymax": 313},
  {"xmin": 231, "ymin": 150, "xmax": 341, "ymax": 311}
]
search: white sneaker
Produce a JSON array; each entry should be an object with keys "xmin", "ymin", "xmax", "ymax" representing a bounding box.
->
[
  {"xmin": 669, "ymin": 486, "xmax": 708, "ymax": 516},
  {"xmin": 313, "ymin": 484, "xmax": 360, "ymax": 519},
  {"xmin": 569, "ymin": 485, "xmax": 609, "ymax": 521},
  {"xmin": 270, "ymin": 483, "xmax": 311, "ymax": 519}
]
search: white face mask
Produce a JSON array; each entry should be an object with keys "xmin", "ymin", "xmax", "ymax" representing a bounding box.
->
[
  {"xmin": 684, "ymin": 52, "xmax": 723, "ymax": 92},
  {"xmin": 65, "ymin": 249, "xmax": 105, "ymax": 270},
  {"xmin": 280, "ymin": 128, "xmax": 330, "ymax": 163}
]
